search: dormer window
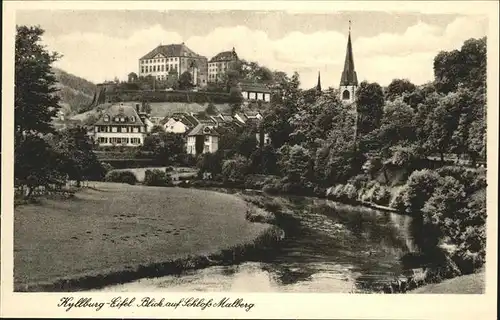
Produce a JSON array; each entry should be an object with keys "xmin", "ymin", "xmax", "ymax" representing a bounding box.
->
[
  {"xmin": 104, "ymin": 115, "xmax": 110, "ymax": 122},
  {"xmin": 114, "ymin": 117, "xmax": 119, "ymax": 122},
  {"xmin": 131, "ymin": 116, "xmax": 135, "ymax": 122},
  {"xmin": 120, "ymin": 117, "xmax": 125, "ymax": 122}
]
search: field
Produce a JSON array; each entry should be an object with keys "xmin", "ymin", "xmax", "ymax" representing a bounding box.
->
[{"xmin": 14, "ymin": 182, "xmax": 271, "ymax": 291}]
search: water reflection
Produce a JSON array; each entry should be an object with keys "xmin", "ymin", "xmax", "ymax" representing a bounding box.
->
[{"xmin": 95, "ymin": 195, "xmax": 413, "ymax": 293}]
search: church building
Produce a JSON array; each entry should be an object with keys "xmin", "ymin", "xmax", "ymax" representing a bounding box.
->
[{"xmin": 339, "ymin": 22, "xmax": 358, "ymax": 104}]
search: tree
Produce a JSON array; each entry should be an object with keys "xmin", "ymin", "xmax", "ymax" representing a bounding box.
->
[
  {"xmin": 142, "ymin": 132, "xmax": 185, "ymax": 164},
  {"xmin": 221, "ymin": 155, "xmax": 250, "ymax": 182},
  {"xmin": 385, "ymin": 79, "xmax": 416, "ymax": 101},
  {"xmin": 15, "ymin": 25, "xmax": 61, "ymax": 138},
  {"xmin": 15, "ymin": 135, "xmax": 67, "ymax": 197},
  {"xmin": 150, "ymin": 125, "xmax": 165, "ymax": 134},
  {"xmin": 205, "ymin": 103, "xmax": 219, "ymax": 115},
  {"xmin": 260, "ymin": 72, "xmax": 301, "ymax": 148},
  {"xmin": 178, "ymin": 71, "xmax": 193, "ymax": 90},
  {"xmin": 52, "ymin": 127, "xmax": 104, "ymax": 186},
  {"xmin": 363, "ymin": 99, "xmax": 416, "ymax": 157},
  {"xmin": 278, "ymin": 144, "xmax": 313, "ymax": 184},
  {"xmin": 434, "ymin": 37, "xmax": 486, "ymax": 93},
  {"xmin": 423, "ymin": 92, "xmax": 461, "ymax": 161},
  {"xmin": 355, "ymin": 81, "xmax": 385, "ymax": 138},
  {"xmin": 229, "ymin": 86, "xmax": 244, "ymax": 112}
]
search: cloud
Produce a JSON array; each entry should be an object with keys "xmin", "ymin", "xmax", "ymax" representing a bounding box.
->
[{"xmin": 43, "ymin": 15, "xmax": 487, "ymax": 89}]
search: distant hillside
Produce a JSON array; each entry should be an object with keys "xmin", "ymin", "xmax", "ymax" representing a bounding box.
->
[{"xmin": 52, "ymin": 68, "xmax": 97, "ymax": 115}]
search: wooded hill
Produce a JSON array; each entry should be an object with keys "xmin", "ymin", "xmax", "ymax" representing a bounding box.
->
[{"xmin": 52, "ymin": 68, "xmax": 97, "ymax": 115}]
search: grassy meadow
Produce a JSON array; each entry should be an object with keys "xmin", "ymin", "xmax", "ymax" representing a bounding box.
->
[
  {"xmin": 14, "ymin": 182, "xmax": 272, "ymax": 291},
  {"xmin": 411, "ymin": 270, "xmax": 485, "ymax": 294}
]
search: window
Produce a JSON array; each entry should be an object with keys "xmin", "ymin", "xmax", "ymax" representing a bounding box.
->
[
  {"xmin": 120, "ymin": 117, "xmax": 125, "ymax": 122},
  {"xmin": 131, "ymin": 116, "xmax": 135, "ymax": 122},
  {"xmin": 342, "ymin": 90, "xmax": 350, "ymax": 100},
  {"xmin": 161, "ymin": 65, "xmax": 164, "ymax": 72},
  {"xmin": 104, "ymin": 115, "xmax": 109, "ymax": 122},
  {"xmin": 121, "ymin": 127, "xmax": 127, "ymax": 133},
  {"xmin": 141, "ymin": 67, "xmax": 144, "ymax": 73},
  {"xmin": 133, "ymin": 127, "xmax": 139, "ymax": 133},
  {"xmin": 131, "ymin": 138, "xmax": 141, "ymax": 145},
  {"xmin": 204, "ymin": 136, "xmax": 210, "ymax": 142},
  {"xmin": 112, "ymin": 127, "xmax": 117, "ymax": 133},
  {"xmin": 153, "ymin": 66, "xmax": 156, "ymax": 72}
]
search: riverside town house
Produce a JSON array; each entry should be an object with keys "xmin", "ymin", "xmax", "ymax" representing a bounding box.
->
[
  {"xmin": 138, "ymin": 43, "xmax": 209, "ymax": 87},
  {"xmin": 240, "ymin": 81, "xmax": 272, "ymax": 102},
  {"xmin": 186, "ymin": 124, "xmax": 219, "ymax": 156},
  {"xmin": 208, "ymin": 48, "xmax": 238, "ymax": 83},
  {"xmin": 93, "ymin": 103, "xmax": 147, "ymax": 147}
]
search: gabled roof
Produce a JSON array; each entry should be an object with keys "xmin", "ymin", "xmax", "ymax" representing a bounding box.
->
[
  {"xmin": 94, "ymin": 103, "xmax": 145, "ymax": 126},
  {"xmin": 209, "ymin": 48, "xmax": 238, "ymax": 63},
  {"xmin": 234, "ymin": 112, "xmax": 247, "ymax": 123},
  {"xmin": 140, "ymin": 43, "xmax": 204, "ymax": 60},
  {"xmin": 239, "ymin": 82, "xmax": 272, "ymax": 93},
  {"xmin": 188, "ymin": 124, "xmax": 219, "ymax": 136},
  {"xmin": 244, "ymin": 110, "xmax": 260, "ymax": 117},
  {"xmin": 192, "ymin": 112, "xmax": 217, "ymax": 124}
]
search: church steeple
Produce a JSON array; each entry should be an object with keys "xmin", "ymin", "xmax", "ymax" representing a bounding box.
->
[
  {"xmin": 316, "ymin": 71, "xmax": 322, "ymax": 92},
  {"xmin": 339, "ymin": 20, "xmax": 358, "ymax": 104},
  {"xmin": 340, "ymin": 20, "xmax": 358, "ymax": 87}
]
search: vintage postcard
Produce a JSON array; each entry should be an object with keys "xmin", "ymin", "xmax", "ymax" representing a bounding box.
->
[{"xmin": 1, "ymin": 1, "xmax": 498, "ymax": 319}]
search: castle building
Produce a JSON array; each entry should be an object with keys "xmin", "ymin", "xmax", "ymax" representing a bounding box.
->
[
  {"xmin": 339, "ymin": 22, "xmax": 358, "ymax": 104},
  {"xmin": 208, "ymin": 48, "xmax": 238, "ymax": 83},
  {"xmin": 138, "ymin": 43, "xmax": 208, "ymax": 87}
]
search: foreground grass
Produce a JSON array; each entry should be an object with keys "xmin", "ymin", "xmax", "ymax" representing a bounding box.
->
[
  {"xmin": 410, "ymin": 270, "xmax": 485, "ymax": 294},
  {"xmin": 14, "ymin": 182, "xmax": 274, "ymax": 291}
]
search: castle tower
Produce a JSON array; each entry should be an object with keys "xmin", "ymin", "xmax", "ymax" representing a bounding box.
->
[{"xmin": 339, "ymin": 21, "xmax": 358, "ymax": 104}]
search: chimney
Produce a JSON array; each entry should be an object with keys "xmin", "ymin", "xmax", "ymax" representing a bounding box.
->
[{"xmin": 135, "ymin": 103, "xmax": 140, "ymax": 114}]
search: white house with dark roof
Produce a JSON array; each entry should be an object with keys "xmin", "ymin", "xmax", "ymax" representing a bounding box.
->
[
  {"xmin": 186, "ymin": 124, "xmax": 219, "ymax": 155},
  {"xmin": 208, "ymin": 48, "xmax": 238, "ymax": 83},
  {"xmin": 138, "ymin": 43, "xmax": 208, "ymax": 86},
  {"xmin": 93, "ymin": 102, "xmax": 147, "ymax": 147},
  {"xmin": 162, "ymin": 113, "xmax": 198, "ymax": 134},
  {"xmin": 240, "ymin": 82, "xmax": 272, "ymax": 102}
]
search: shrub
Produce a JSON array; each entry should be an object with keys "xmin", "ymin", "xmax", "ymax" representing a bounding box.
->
[
  {"xmin": 144, "ymin": 169, "xmax": 173, "ymax": 187},
  {"xmin": 328, "ymin": 183, "xmax": 358, "ymax": 204},
  {"xmin": 262, "ymin": 183, "xmax": 280, "ymax": 195},
  {"xmin": 104, "ymin": 170, "xmax": 137, "ymax": 185},
  {"xmin": 100, "ymin": 162, "xmax": 114, "ymax": 174},
  {"xmin": 390, "ymin": 186, "xmax": 408, "ymax": 212},
  {"xmin": 372, "ymin": 184, "xmax": 392, "ymax": 206},
  {"xmin": 165, "ymin": 166, "xmax": 174, "ymax": 172},
  {"xmin": 348, "ymin": 174, "xmax": 370, "ymax": 189}
]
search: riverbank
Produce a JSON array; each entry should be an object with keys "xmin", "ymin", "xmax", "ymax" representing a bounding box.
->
[{"xmin": 14, "ymin": 182, "xmax": 282, "ymax": 292}]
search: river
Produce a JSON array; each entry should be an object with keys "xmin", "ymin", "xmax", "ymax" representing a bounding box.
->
[{"xmin": 95, "ymin": 193, "xmax": 414, "ymax": 293}]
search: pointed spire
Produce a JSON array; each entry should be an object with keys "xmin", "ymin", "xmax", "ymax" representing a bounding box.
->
[
  {"xmin": 340, "ymin": 20, "xmax": 358, "ymax": 87},
  {"xmin": 316, "ymin": 71, "xmax": 322, "ymax": 92}
]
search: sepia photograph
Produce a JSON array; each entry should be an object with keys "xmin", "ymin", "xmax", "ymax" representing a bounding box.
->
[{"xmin": 1, "ymin": 1, "xmax": 498, "ymax": 319}]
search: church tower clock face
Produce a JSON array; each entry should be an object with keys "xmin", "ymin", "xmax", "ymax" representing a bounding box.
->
[{"xmin": 339, "ymin": 21, "xmax": 358, "ymax": 105}]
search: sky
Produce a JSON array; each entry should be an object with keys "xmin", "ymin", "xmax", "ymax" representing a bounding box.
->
[{"xmin": 16, "ymin": 10, "xmax": 488, "ymax": 89}]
